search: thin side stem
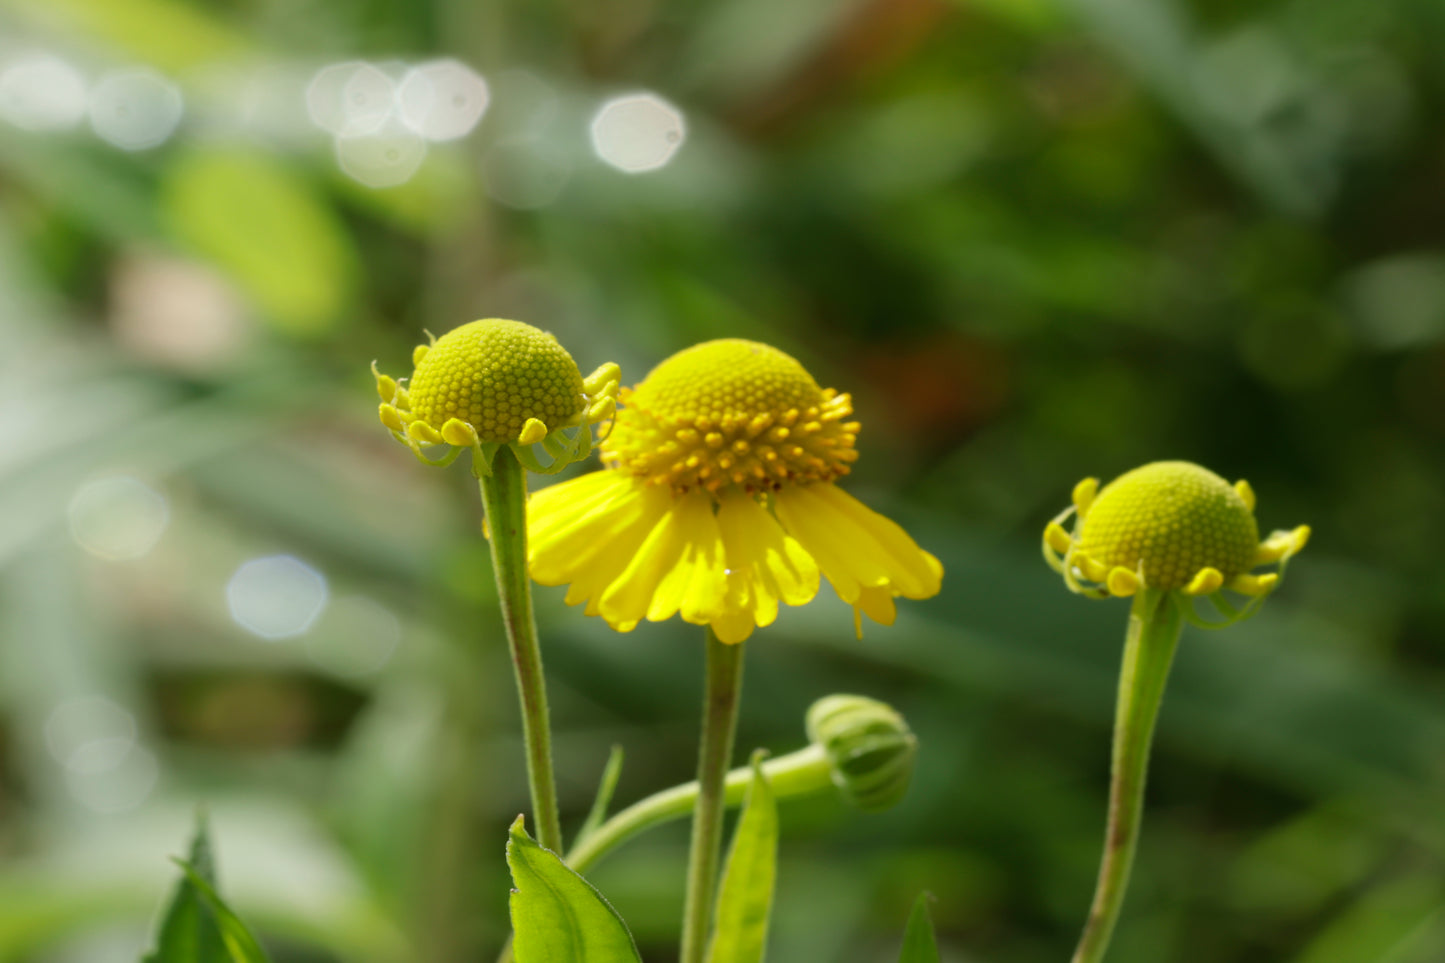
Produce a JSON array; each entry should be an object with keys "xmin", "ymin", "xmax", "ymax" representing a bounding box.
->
[
  {"xmin": 477, "ymin": 445, "xmax": 563, "ymax": 855},
  {"xmin": 679, "ymin": 628, "xmax": 747, "ymax": 963},
  {"xmin": 1071, "ymin": 590, "xmax": 1184, "ymax": 963},
  {"xmin": 567, "ymin": 743, "xmax": 831, "ymax": 876}
]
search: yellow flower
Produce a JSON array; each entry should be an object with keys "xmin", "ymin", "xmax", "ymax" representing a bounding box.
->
[
  {"xmin": 372, "ymin": 318, "xmax": 620, "ymax": 475},
  {"xmin": 1042, "ymin": 460, "xmax": 1310, "ymax": 624},
  {"xmin": 527, "ymin": 339, "xmax": 943, "ymax": 644}
]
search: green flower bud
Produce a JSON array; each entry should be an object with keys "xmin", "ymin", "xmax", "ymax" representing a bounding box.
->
[{"xmin": 806, "ymin": 694, "xmax": 917, "ymax": 812}]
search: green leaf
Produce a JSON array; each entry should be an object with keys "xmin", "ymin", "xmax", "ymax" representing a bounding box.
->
[
  {"xmin": 141, "ymin": 817, "xmax": 273, "ymax": 963},
  {"xmin": 898, "ymin": 893, "xmax": 940, "ymax": 963},
  {"xmin": 576, "ymin": 745, "xmax": 625, "ymax": 846},
  {"xmin": 173, "ymin": 865, "xmax": 274, "ymax": 963},
  {"xmin": 506, "ymin": 816, "xmax": 642, "ymax": 963},
  {"xmin": 161, "ymin": 149, "xmax": 356, "ymax": 337},
  {"xmin": 706, "ymin": 751, "xmax": 778, "ymax": 963},
  {"xmin": 142, "ymin": 817, "xmax": 227, "ymax": 963}
]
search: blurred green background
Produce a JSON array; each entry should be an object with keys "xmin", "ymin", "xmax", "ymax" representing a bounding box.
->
[{"xmin": 2, "ymin": 0, "xmax": 1443, "ymax": 959}]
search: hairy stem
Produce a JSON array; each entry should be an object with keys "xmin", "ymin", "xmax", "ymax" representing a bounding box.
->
[
  {"xmin": 1072, "ymin": 590, "xmax": 1184, "ymax": 963},
  {"xmin": 477, "ymin": 446, "xmax": 563, "ymax": 855},
  {"xmin": 680, "ymin": 629, "xmax": 747, "ymax": 963}
]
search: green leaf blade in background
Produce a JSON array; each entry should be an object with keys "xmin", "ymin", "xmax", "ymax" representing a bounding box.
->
[
  {"xmin": 506, "ymin": 816, "xmax": 642, "ymax": 963},
  {"xmin": 142, "ymin": 818, "xmax": 273, "ymax": 963},
  {"xmin": 161, "ymin": 149, "xmax": 356, "ymax": 338},
  {"xmin": 899, "ymin": 893, "xmax": 940, "ymax": 963},
  {"xmin": 142, "ymin": 818, "xmax": 227, "ymax": 963},
  {"xmin": 706, "ymin": 751, "xmax": 778, "ymax": 963}
]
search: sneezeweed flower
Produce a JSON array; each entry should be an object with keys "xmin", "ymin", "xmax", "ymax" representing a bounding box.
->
[
  {"xmin": 527, "ymin": 338, "xmax": 943, "ymax": 644},
  {"xmin": 1042, "ymin": 460, "xmax": 1310, "ymax": 625},
  {"xmin": 369, "ymin": 317, "xmax": 622, "ymax": 864},
  {"xmin": 372, "ymin": 318, "xmax": 620, "ymax": 477},
  {"xmin": 1044, "ymin": 460, "xmax": 1309, "ymax": 963}
]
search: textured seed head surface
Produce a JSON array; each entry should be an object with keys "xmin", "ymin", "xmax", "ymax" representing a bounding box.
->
[
  {"xmin": 630, "ymin": 339, "xmax": 825, "ymax": 421},
  {"xmin": 407, "ymin": 319, "xmax": 583, "ymax": 443},
  {"xmin": 1078, "ymin": 461, "xmax": 1258, "ymax": 590},
  {"xmin": 602, "ymin": 339, "xmax": 860, "ymax": 494}
]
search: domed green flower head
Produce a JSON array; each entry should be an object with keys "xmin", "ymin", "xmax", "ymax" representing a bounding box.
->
[
  {"xmin": 372, "ymin": 319, "xmax": 620, "ymax": 476},
  {"xmin": 1042, "ymin": 461, "xmax": 1310, "ymax": 626}
]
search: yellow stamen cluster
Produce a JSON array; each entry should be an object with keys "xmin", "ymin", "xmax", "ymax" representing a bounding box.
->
[
  {"xmin": 602, "ymin": 339, "xmax": 860, "ymax": 495},
  {"xmin": 373, "ymin": 318, "xmax": 619, "ymax": 474},
  {"xmin": 1043, "ymin": 461, "xmax": 1309, "ymax": 614}
]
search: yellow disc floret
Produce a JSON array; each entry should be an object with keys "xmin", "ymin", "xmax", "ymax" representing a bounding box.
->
[
  {"xmin": 1078, "ymin": 462, "xmax": 1258, "ymax": 591},
  {"xmin": 602, "ymin": 339, "xmax": 859, "ymax": 494},
  {"xmin": 407, "ymin": 319, "xmax": 584, "ymax": 444}
]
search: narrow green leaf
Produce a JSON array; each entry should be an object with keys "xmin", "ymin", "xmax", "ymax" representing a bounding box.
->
[
  {"xmin": 174, "ymin": 865, "xmax": 275, "ymax": 963},
  {"xmin": 506, "ymin": 816, "xmax": 642, "ymax": 963},
  {"xmin": 142, "ymin": 817, "xmax": 227, "ymax": 963},
  {"xmin": 576, "ymin": 745, "xmax": 625, "ymax": 846},
  {"xmin": 706, "ymin": 751, "xmax": 778, "ymax": 963},
  {"xmin": 898, "ymin": 893, "xmax": 941, "ymax": 963}
]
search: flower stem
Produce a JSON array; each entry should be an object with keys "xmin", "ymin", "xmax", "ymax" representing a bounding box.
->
[
  {"xmin": 680, "ymin": 628, "xmax": 747, "ymax": 963},
  {"xmin": 1072, "ymin": 589, "xmax": 1184, "ymax": 963},
  {"xmin": 477, "ymin": 445, "xmax": 563, "ymax": 856},
  {"xmin": 568, "ymin": 743, "xmax": 830, "ymax": 875}
]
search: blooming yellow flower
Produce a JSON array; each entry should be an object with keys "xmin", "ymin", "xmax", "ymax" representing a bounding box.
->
[
  {"xmin": 1042, "ymin": 460, "xmax": 1310, "ymax": 624},
  {"xmin": 372, "ymin": 318, "xmax": 620, "ymax": 476},
  {"xmin": 527, "ymin": 339, "xmax": 943, "ymax": 643}
]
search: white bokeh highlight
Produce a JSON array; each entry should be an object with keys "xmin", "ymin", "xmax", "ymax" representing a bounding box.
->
[
  {"xmin": 336, "ymin": 119, "xmax": 428, "ymax": 188},
  {"xmin": 47, "ymin": 696, "xmax": 157, "ymax": 813},
  {"xmin": 0, "ymin": 53, "xmax": 88, "ymax": 131},
  {"xmin": 589, "ymin": 93, "xmax": 686, "ymax": 173},
  {"xmin": 398, "ymin": 59, "xmax": 489, "ymax": 141},
  {"xmin": 306, "ymin": 61, "xmax": 395, "ymax": 136},
  {"xmin": 68, "ymin": 477, "xmax": 170, "ymax": 561},
  {"xmin": 227, "ymin": 555, "xmax": 329, "ymax": 640},
  {"xmin": 89, "ymin": 68, "xmax": 183, "ymax": 150}
]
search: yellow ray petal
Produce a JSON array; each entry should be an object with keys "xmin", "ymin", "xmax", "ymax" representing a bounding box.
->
[
  {"xmin": 648, "ymin": 492, "xmax": 729, "ymax": 625},
  {"xmin": 779, "ymin": 484, "xmax": 942, "ymax": 601},
  {"xmin": 717, "ymin": 491, "xmax": 820, "ymax": 628}
]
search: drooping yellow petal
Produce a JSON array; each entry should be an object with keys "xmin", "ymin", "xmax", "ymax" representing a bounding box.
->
[
  {"xmin": 716, "ymin": 491, "xmax": 820, "ymax": 630},
  {"xmin": 647, "ymin": 492, "xmax": 729, "ymax": 625},
  {"xmin": 528, "ymin": 472, "xmax": 670, "ymax": 620},
  {"xmin": 710, "ymin": 607, "xmax": 757, "ymax": 645},
  {"xmin": 597, "ymin": 490, "xmax": 722, "ymax": 627},
  {"xmin": 774, "ymin": 484, "xmax": 942, "ymax": 603},
  {"xmin": 855, "ymin": 585, "xmax": 897, "ymax": 629}
]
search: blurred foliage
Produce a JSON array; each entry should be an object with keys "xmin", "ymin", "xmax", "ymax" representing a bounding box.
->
[{"xmin": 1, "ymin": 0, "xmax": 1444, "ymax": 961}]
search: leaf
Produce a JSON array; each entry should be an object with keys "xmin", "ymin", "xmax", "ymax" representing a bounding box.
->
[
  {"xmin": 161, "ymin": 149, "xmax": 356, "ymax": 337},
  {"xmin": 142, "ymin": 817, "xmax": 227, "ymax": 963},
  {"xmin": 898, "ymin": 893, "xmax": 940, "ymax": 963},
  {"xmin": 141, "ymin": 817, "xmax": 273, "ymax": 963},
  {"xmin": 575, "ymin": 745, "xmax": 625, "ymax": 847},
  {"xmin": 506, "ymin": 816, "xmax": 642, "ymax": 963},
  {"xmin": 174, "ymin": 865, "xmax": 275, "ymax": 963},
  {"xmin": 706, "ymin": 751, "xmax": 777, "ymax": 963}
]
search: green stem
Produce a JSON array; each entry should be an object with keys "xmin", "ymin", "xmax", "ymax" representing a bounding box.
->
[
  {"xmin": 1072, "ymin": 590, "xmax": 1184, "ymax": 963},
  {"xmin": 680, "ymin": 628, "xmax": 747, "ymax": 963},
  {"xmin": 568, "ymin": 743, "xmax": 831, "ymax": 875},
  {"xmin": 477, "ymin": 446, "xmax": 563, "ymax": 856}
]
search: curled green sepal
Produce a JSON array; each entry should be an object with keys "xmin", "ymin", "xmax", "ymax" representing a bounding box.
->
[
  {"xmin": 706, "ymin": 751, "xmax": 778, "ymax": 963},
  {"xmin": 506, "ymin": 816, "xmax": 642, "ymax": 963}
]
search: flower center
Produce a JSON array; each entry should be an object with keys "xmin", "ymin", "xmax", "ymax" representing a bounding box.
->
[
  {"xmin": 602, "ymin": 339, "xmax": 860, "ymax": 494},
  {"xmin": 407, "ymin": 319, "xmax": 584, "ymax": 444},
  {"xmin": 1078, "ymin": 461, "xmax": 1259, "ymax": 590}
]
